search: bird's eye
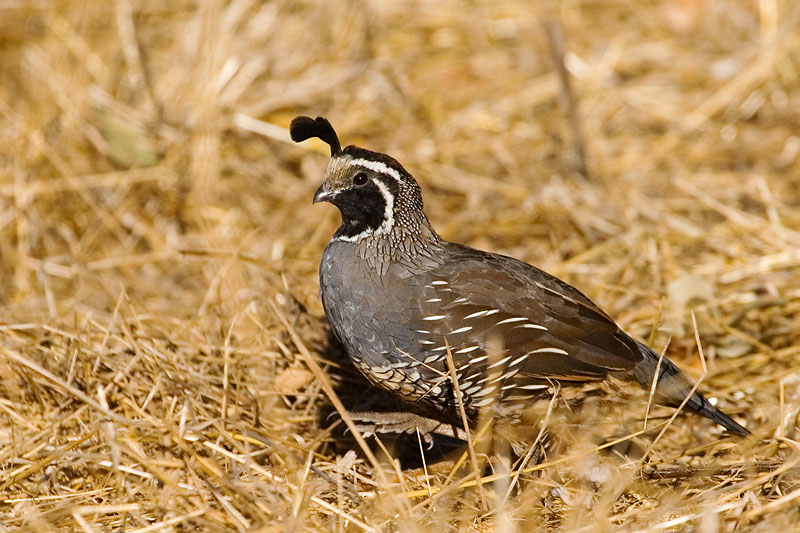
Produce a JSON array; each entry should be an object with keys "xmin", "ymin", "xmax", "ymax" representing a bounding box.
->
[{"xmin": 353, "ymin": 173, "xmax": 369, "ymax": 186}]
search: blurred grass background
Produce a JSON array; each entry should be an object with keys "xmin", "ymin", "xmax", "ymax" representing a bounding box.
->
[{"xmin": 1, "ymin": 0, "xmax": 800, "ymax": 530}]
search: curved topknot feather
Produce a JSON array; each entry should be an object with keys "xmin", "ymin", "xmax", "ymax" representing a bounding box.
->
[{"xmin": 290, "ymin": 116, "xmax": 341, "ymax": 156}]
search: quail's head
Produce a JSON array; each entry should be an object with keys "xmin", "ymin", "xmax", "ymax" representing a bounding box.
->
[{"xmin": 290, "ymin": 116, "xmax": 426, "ymax": 242}]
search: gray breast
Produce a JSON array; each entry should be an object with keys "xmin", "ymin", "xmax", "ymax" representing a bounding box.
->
[
  {"xmin": 320, "ymin": 242, "xmax": 415, "ymax": 362},
  {"xmin": 319, "ymin": 239, "xmax": 448, "ymax": 402}
]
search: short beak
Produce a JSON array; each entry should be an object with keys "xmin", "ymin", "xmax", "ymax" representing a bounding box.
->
[{"xmin": 312, "ymin": 184, "xmax": 331, "ymax": 204}]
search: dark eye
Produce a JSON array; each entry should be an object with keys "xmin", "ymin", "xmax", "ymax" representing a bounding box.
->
[{"xmin": 353, "ymin": 172, "xmax": 368, "ymax": 186}]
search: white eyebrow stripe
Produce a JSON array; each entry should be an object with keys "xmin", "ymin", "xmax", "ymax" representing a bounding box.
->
[{"xmin": 349, "ymin": 158, "xmax": 403, "ymax": 182}]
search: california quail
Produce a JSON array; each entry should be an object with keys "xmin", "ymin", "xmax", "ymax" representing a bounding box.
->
[{"xmin": 290, "ymin": 115, "xmax": 750, "ymax": 442}]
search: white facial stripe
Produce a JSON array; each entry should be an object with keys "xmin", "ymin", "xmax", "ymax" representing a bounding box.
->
[
  {"xmin": 371, "ymin": 178, "xmax": 395, "ymax": 233},
  {"xmin": 332, "ymin": 158, "xmax": 397, "ymax": 243}
]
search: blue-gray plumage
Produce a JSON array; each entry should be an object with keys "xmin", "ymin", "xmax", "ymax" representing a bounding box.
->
[{"xmin": 292, "ymin": 115, "xmax": 750, "ymax": 440}]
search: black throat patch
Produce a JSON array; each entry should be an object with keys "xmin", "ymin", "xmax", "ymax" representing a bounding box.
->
[{"xmin": 331, "ymin": 181, "xmax": 388, "ymax": 240}]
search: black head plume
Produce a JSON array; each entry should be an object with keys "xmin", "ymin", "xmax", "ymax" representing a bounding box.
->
[{"xmin": 290, "ymin": 116, "xmax": 341, "ymax": 156}]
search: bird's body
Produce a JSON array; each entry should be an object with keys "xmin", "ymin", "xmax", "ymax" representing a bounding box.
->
[{"xmin": 291, "ymin": 115, "xmax": 749, "ymax": 440}]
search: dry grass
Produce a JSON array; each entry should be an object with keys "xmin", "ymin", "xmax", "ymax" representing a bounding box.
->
[{"xmin": 1, "ymin": 0, "xmax": 800, "ymax": 530}]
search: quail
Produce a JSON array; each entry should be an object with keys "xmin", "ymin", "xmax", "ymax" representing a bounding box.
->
[{"xmin": 289, "ymin": 115, "xmax": 750, "ymax": 443}]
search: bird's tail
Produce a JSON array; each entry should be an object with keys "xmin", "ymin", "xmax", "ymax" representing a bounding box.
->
[{"xmin": 630, "ymin": 341, "xmax": 749, "ymax": 437}]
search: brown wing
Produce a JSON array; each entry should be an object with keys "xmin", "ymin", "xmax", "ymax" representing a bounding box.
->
[{"xmin": 405, "ymin": 243, "xmax": 643, "ymax": 411}]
